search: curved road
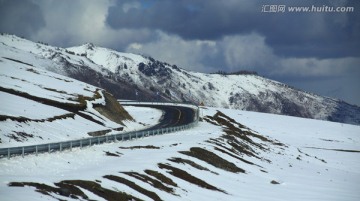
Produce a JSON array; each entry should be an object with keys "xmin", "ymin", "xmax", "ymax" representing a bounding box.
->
[
  {"xmin": 0, "ymin": 103, "xmax": 198, "ymax": 158},
  {"xmin": 130, "ymin": 104, "xmax": 196, "ymax": 131}
]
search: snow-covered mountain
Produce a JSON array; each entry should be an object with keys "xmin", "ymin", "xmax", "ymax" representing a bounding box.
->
[
  {"xmin": 0, "ymin": 39, "xmax": 158, "ymax": 147},
  {"xmin": 1, "ymin": 34, "xmax": 359, "ymax": 125}
]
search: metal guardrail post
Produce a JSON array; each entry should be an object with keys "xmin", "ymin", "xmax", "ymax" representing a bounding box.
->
[
  {"xmin": 35, "ymin": 146, "xmax": 38, "ymax": 156},
  {"xmin": 70, "ymin": 141, "xmax": 72, "ymax": 150},
  {"xmin": 48, "ymin": 144, "xmax": 51, "ymax": 153},
  {"xmin": 60, "ymin": 143, "xmax": 62, "ymax": 151},
  {"xmin": 22, "ymin": 147, "xmax": 24, "ymax": 158},
  {"xmin": 8, "ymin": 148, "xmax": 10, "ymax": 159}
]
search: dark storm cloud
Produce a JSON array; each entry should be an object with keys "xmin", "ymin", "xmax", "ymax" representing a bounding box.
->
[
  {"xmin": 106, "ymin": 0, "xmax": 360, "ymax": 59},
  {"xmin": 106, "ymin": 0, "xmax": 257, "ymax": 40},
  {"xmin": 0, "ymin": 0, "xmax": 45, "ymax": 36}
]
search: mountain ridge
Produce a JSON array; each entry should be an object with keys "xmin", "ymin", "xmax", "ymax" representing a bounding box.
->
[{"xmin": 1, "ymin": 34, "xmax": 359, "ymax": 125}]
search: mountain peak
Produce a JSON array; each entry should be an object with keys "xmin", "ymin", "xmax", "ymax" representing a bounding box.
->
[
  {"xmin": 2, "ymin": 34, "xmax": 360, "ymax": 125},
  {"xmin": 83, "ymin": 42, "xmax": 95, "ymax": 50}
]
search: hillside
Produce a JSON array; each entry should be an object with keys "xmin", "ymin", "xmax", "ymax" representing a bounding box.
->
[
  {"xmin": 1, "ymin": 34, "xmax": 360, "ymax": 125},
  {"xmin": 1, "ymin": 107, "xmax": 359, "ymax": 201},
  {"xmin": 0, "ymin": 47, "xmax": 147, "ymax": 147}
]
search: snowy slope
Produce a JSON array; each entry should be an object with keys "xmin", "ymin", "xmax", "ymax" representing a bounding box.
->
[
  {"xmin": 1, "ymin": 34, "xmax": 360, "ymax": 125},
  {"xmin": 0, "ymin": 46, "xmax": 158, "ymax": 147},
  {"xmin": 0, "ymin": 107, "xmax": 359, "ymax": 201}
]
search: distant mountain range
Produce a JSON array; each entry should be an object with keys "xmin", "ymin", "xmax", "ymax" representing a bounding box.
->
[{"xmin": 1, "ymin": 34, "xmax": 359, "ymax": 125}]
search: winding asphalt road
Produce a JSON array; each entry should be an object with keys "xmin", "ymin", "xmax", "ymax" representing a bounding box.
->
[
  {"xmin": 0, "ymin": 103, "xmax": 198, "ymax": 158},
  {"xmin": 128, "ymin": 104, "xmax": 196, "ymax": 131}
]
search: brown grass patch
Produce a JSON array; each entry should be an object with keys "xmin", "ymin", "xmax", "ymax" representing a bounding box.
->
[
  {"xmin": 5, "ymin": 131, "xmax": 34, "ymax": 142},
  {"xmin": 93, "ymin": 91, "xmax": 133, "ymax": 125},
  {"xmin": 158, "ymin": 163, "xmax": 226, "ymax": 194},
  {"xmin": 0, "ymin": 113, "xmax": 75, "ymax": 123},
  {"xmin": 64, "ymin": 180, "xmax": 142, "ymax": 201},
  {"xmin": 43, "ymin": 87, "xmax": 69, "ymax": 95},
  {"xmin": 206, "ymin": 111, "xmax": 285, "ymax": 147},
  {"xmin": 168, "ymin": 157, "xmax": 218, "ymax": 175},
  {"xmin": 3, "ymin": 57, "xmax": 33, "ymax": 66},
  {"xmin": 270, "ymin": 180, "xmax": 280, "ymax": 184},
  {"xmin": 119, "ymin": 145, "xmax": 160, "ymax": 150},
  {"xmin": 122, "ymin": 171, "xmax": 177, "ymax": 195},
  {"xmin": 104, "ymin": 151, "xmax": 121, "ymax": 157},
  {"xmin": 9, "ymin": 180, "xmax": 142, "ymax": 201},
  {"xmin": 104, "ymin": 175, "xmax": 162, "ymax": 201},
  {"xmin": 144, "ymin": 170, "xmax": 178, "ymax": 187},
  {"xmin": 305, "ymin": 146, "xmax": 360, "ymax": 153},
  {"xmin": 26, "ymin": 68, "xmax": 40, "ymax": 74},
  {"xmin": 203, "ymin": 111, "xmax": 286, "ymax": 164},
  {"xmin": 212, "ymin": 146, "xmax": 262, "ymax": 168},
  {"xmin": 180, "ymin": 147, "xmax": 245, "ymax": 173},
  {"xmin": 88, "ymin": 129, "xmax": 112, "ymax": 136},
  {"xmin": 8, "ymin": 181, "xmax": 88, "ymax": 200}
]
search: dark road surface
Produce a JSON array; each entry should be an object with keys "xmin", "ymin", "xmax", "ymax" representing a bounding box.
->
[{"xmin": 130, "ymin": 104, "xmax": 196, "ymax": 131}]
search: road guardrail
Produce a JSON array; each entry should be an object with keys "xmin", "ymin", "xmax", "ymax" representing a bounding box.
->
[{"xmin": 0, "ymin": 102, "xmax": 199, "ymax": 159}]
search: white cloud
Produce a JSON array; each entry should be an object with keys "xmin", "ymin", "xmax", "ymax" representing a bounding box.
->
[
  {"xmin": 220, "ymin": 34, "xmax": 277, "ymax": 71},
  {"xmin": 31, "ymin": 0, "xmax": 153, "ymax": 49},
  {"xmin": 126, "ymin": 32, "xmax": 278, "ymax": 72},
  {"xmin": 128, "ymin": 43, "xmax": 143, "ymax": 50},
  {"xmin": 126, "ymin": 31, "xmax": 218, "ymax": 72}
]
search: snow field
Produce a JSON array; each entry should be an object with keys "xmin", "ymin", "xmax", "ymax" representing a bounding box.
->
[{"xmin": 0, "ymin": 107, "xmax": 359, "ymax": 200}]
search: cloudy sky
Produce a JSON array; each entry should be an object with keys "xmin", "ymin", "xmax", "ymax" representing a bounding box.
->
[{"xmin": 1, "ymin": 0, "xmax": 359, "ymax": 105}]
